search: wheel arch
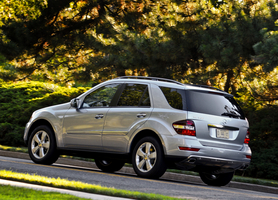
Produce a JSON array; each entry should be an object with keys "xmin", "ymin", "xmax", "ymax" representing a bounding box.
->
[
  {"xmin": 129, "ymin": 129, "xmax": 166, "ymax": 157},
  {"xmin": 27, "ymin": 119, "xmax": 57, "ymax": 144}
]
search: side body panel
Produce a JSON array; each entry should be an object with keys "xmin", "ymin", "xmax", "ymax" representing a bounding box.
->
[
  {"xmin": 24, "ymin": 103, "xmax": 71, "ymax": 147},
  {"xmin": 62, "ymin": 107, "xmax": 110, "ymax": 150},
  {"xmin": 102, "ymin": 107, "xmax": 153, "ymax": 152}
]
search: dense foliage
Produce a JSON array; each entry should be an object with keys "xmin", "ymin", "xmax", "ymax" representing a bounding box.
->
[
  {"xmin": 244, "ymin": 105, "xmax": 278, "ymax": 180},
  {"xmin": 0, "ymin": 81, "xmax": 88, "ymax": 146},
  {"xmin": 0, "ymin": 0, "xmax": 277, "ymax": 97}
]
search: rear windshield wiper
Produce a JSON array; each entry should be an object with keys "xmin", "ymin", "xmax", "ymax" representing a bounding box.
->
[{"xmin": 221, "ymin": 112, "xmax": 241, "ymax": 118}]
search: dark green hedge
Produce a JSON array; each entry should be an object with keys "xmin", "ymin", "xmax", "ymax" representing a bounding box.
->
[
  {"xmin": 243, "ymin": 105, "xmax": 278, "ymax": 180},
  {"xmin": 0, "ymin": 81, "xmax": 277, "ymax": 180},
  {"xmin": 0, "ymin": 81, "xmax": 88, "ymax": 146}
]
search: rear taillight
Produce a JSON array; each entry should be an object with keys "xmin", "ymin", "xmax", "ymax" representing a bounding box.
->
[
  {"xmin": 244, "ymin": 129, "xmax": 250, "ymax": 144},
  {"xmin": 179, "ymin": 146, "xmax": 200, "ymax": 152},
  {"xmin": 173, "ymin": 120, "xmax": 196, "ymax": 136},
  {"xmin": 246, "ymin": 155, "xmax": 251, "ymax": 159}
]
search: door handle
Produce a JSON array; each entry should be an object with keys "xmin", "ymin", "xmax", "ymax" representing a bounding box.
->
[
  {"xmin": 95, "ymin": 114, "xmax": 104, "ymax": 119},
  {"xmin": 137, "ymin": 113, "xmax": 147, "ymax": 118}
]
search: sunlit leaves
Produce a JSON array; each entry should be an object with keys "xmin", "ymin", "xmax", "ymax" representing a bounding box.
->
[
  {"xmin": 0, "ymin": 0, "xmax": 278, "ymax": 102},
  {"xmin": 0, "ymin": 0, "xmax": 47, "ymax": 27}
]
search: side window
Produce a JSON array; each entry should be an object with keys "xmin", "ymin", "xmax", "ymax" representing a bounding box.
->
[
  {"xmin": 82, "ymin": 84, "xmax": 120, "ymax": 108},
  {"xmin": 117, "ymin": 84, "xmax": 150, "ymax": 107},
  {"xmin": 159, "ymin": 87, "xmax": 185, "ymax": 110}
]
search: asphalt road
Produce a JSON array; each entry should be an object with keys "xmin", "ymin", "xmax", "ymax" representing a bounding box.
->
[{"xmin": 1, "ymin": 155, "xmax": 278, "ymax": 200}]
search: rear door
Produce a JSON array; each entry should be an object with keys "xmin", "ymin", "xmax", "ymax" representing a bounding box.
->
[
  {"xmin": 102, "ymin": 82, "xmax": 153, "ymax": 152},
  {"xmin": 186, "ymin": 90, "xmax": 248, "ymax": 150}
]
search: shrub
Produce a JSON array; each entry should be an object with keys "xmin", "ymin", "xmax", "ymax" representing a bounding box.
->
[
  {"xmin": 243, "ymin": 105, "xmax": 278, "ymax": 180},
  {"xmin": 0, "ymin": 81, "xmax": 88, "ymax": 146}
]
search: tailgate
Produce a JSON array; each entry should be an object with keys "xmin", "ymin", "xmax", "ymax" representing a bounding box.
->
[{"xmin": 185, "ymin": 90, "xmax": 248, "ymax": 150}]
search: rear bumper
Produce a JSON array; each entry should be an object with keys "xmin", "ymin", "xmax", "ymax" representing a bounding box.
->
[
  {"xmin": 173, "ymin": 155, "xmax": 250, "ymax": 174},
  {"xmin": 163, "ymin": 134, "xmax": 251, "ymax": 173}
]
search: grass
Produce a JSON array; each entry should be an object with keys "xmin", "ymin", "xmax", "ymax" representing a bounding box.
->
[
  {"xmin": 0, "ymin": 170, "xmax": 186, "ymax": 200},
  {"xmin": 0, "ymin": 185, "xmax": 91, "ymax": 200},
  {"xmin": 1, "ymin": 144, "xmax": 278, "ymax": 188},
  {"xmin": 0, "ymin": 145, "xmax": 28, "ymax": 153}
]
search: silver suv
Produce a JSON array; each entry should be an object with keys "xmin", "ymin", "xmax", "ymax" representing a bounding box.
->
[{"xmin": 24, "ymin": 76, "xmax": 251, "ymax": 186}]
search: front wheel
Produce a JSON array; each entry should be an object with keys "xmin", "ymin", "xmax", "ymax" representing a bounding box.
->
[
  {"xmin": 28, "ymin": 125, "xmax": 59, "ymax": 165},
  {"xmin": 199, "ymin": 171, "xmax": 234, "ymax": 186},
  {"xmin": 95, "ymin": 159, "xmax": 125, "ymax": 172},
  {"xmin": 132, "ymin": 137, "xmax": 167, "ymax": 179}
]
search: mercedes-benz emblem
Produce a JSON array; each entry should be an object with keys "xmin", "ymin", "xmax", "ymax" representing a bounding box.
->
[{"xmin": 221, "ymin": 119, "xmax": 227, "ymax": 125}]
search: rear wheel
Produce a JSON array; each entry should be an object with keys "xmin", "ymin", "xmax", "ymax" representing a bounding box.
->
[
  {"xmin": 95, "ymin": 159, "xmax": 125, "ymax": 172},
  {"xmin": 132, "ymin": 137, "xmax": 167, "ymax": 179},
  {"xmin": 199, "ymin": 171, "xmax": 234, "ymax": 186},
  {"xmin": 28, "ymin": 125, "xmax": 59, "ymax": 165}
]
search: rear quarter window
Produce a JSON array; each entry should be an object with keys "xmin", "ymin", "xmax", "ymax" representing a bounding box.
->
[{"xmin": 159, "ymin": 87, "xmax": 186, "ymax": 110}]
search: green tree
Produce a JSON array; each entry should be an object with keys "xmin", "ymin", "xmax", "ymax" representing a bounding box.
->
[
  {"xmin": 1, "ymin": 0, "xmax": 278, "ymax": 94},
  {"xmin": 90, "ymin": 0, "xmax": 278, "ymax": 94},
  {"xmin": 253, "ymin": 27, "xmax": 278, "ymax": 73},
  {"xmin": 0, "ymin": 0, "xmax": 153, "ymax": 83}
]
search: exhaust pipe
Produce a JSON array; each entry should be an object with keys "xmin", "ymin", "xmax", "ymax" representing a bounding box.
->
[{"xmin": 186, "ymin": 158, "xmax": 197, "ymax": 164}]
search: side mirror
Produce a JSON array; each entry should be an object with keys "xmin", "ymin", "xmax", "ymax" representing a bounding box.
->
[{"xmin": 70, "ymin": 98, "xmax": 79, "ymax": 109}]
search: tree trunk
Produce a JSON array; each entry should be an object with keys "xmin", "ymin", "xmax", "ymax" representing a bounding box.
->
[{"xmin": 224, "ymin": 70, "xmax": 234, "ymax": 93}]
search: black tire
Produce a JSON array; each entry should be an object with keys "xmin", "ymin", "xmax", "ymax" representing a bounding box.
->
[
  {"xmin": 199, "ymin": 171, "xmax": 234, "ymax": 186},
  {"xmin": 95, "ymin": 159, "xmax": 125, "ymax": 172},
  {"xmin": 28, "ymin": 125, "xmax": 59, "ymax": 165},
  {"xmin": 132, "ymin": 136, "xmax": 167, "ymax": 179}
]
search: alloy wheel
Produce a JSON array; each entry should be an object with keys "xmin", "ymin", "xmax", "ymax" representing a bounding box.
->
[
  {"xmin": 135, "ymin": 142, "xmax": 157, "ymax": 173},
  {"xmin": 31, "ymin": 130, "xmax": 50, "ymax": 159}
]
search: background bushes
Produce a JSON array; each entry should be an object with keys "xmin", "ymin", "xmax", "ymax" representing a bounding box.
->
[
  {"xmin": 0, "ymin": 81, "xmax": 278, "ymax": 180},
  {"xmin": 0, "ymin": 81, "xmax": 88, "ymax": 146},
  {"xmin": 244, "ymin": 105, "xmax": 278, "ymax": 180}
]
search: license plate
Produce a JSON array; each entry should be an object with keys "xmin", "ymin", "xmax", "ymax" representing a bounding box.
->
[{"xmin": 216, "ymin": 129, "xmax": 229, "ymax": 139}]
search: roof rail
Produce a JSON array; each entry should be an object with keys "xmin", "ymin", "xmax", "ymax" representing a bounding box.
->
[
  {"xmin": 115, "ymin": 76, "xmax": 184, "ymax": 86},
  {"xmin": 115, "ymin": 76, "xmax": 224, "ymax": 92},
  {"xmin": 190, "ymin": 84, "xmax": 224, "ymax": 92}
]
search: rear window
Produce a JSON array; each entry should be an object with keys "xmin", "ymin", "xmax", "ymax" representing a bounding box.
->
[
  {"xmin": 186, "ymin": 90, "xmax": 245, "ymax": 119},
  {"xmin": 160, "ymin": 86, "xmax": 245, "ymax": 119}
]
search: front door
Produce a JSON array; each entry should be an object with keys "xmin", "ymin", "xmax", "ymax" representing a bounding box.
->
[{"xmin": 63, "ymin": 83, "xmax": 121, "ymax": 150}]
